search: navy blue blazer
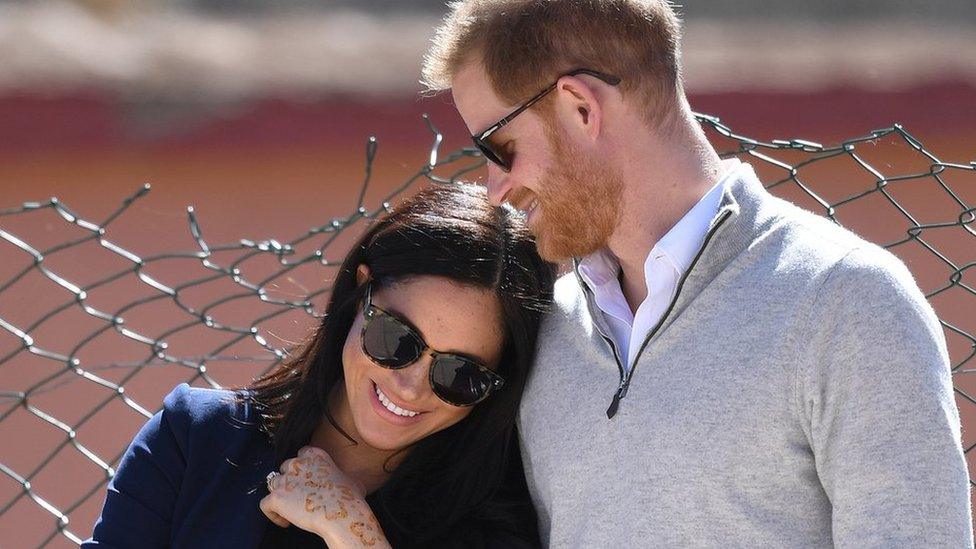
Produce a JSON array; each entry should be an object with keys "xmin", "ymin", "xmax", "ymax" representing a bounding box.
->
[
  {"xmin": 83, "ymin": 384, "xmax": 539, "ymax": 548},
  {"xmin": 84, "ymin": 384, "xmax": 282, "ymax": 548}
]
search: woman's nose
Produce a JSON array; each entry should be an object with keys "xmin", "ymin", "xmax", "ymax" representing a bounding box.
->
[{"xmin": 388, "ymin": 354, "xmax": 431, "ymax": 401}]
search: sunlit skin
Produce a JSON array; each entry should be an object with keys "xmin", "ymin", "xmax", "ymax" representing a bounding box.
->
[
  {"xmin": 259, "ymin": 270, "xmax": 506, "ymax": 546},
  {"xmin": 333, "ymin": 271, "xmax": 505, "ymax": 455},
  {"xmin": 451, "ymin": 60, "xmax": 628, "ymax": 262},
  {"xmin": 261, "ymin": 446, "xmax": 388, "ymax": 547},
  {"xmin": 451, "ymin": 60, "xmax": 726, "ymax": 312}
]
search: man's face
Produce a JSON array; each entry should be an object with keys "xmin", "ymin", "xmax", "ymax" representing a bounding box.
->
[{"xmin": 451, "ymin": 63, "xmax": 623, "ymax": 261}]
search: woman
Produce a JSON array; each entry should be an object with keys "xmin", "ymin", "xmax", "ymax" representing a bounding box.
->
[{"xmin": 83, "ymin": 184, "xmax": 555, "ymax": 548}]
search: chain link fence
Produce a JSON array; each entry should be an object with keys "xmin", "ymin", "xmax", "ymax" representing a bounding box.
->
[{"xmin": 1, "ymin": 114, "xmax": 974, "ymax": 546}]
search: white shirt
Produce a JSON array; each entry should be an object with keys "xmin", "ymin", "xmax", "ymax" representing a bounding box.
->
[{"xmin": 577, "ymin": 158, "xmax": 742, "ymax": 372}]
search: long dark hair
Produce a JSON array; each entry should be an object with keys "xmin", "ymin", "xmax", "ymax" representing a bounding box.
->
[{"xmin": 246, "ymin": 183, "xmax": 555, "ymax": 545}]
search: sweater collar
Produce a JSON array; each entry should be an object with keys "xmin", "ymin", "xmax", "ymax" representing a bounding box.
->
[
  {"xmin": 576, "ymin": 160, "xmax": 735, "ymax": 289},
  {"xmin": 572, "ymin": 160, "xmax": 772, "ymax": 325}
]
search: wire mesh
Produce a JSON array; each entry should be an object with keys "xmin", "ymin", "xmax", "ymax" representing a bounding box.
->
[{"xmin": 1, "ymin": 113, "xmax": 974, "ymax": 546}]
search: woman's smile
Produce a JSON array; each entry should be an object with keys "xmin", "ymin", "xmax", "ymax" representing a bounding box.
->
[
  {"xmin": 369, "ymin": 380, "xmax": 426, "ymax": 424},
  {"xmin": 337, "ymin": 275, "xmax": 505, "ymax": 452}
]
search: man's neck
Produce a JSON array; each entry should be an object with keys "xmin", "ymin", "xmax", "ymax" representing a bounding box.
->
[{"xmin": 605, "ymin": 117, "xmax": 724, "ymax": 313}]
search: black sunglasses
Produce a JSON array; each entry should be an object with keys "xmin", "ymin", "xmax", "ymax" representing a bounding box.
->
[
  {"xmin": 360, "ymin": 284, "xmax": 505, "ymax": 407},
  {"xmin": 471, "ymin": 68, "xmax": 621, "ymax": 172}
]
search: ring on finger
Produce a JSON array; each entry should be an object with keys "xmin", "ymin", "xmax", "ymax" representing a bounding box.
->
[{"xmin": 266, "ymin": 471, "xmax": 279, "ymax": 492}]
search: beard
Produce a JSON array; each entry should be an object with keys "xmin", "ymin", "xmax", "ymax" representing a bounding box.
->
[{"xmin": 530, "ymin": 128, "xmax": 624, "ymax": 262}]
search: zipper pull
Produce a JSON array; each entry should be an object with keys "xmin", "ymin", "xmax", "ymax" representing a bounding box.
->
[{"xmin": 606, "ymin": 382, "xmax": 628, "ymax": 419}]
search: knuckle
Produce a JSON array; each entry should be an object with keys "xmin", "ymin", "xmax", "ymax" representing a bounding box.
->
[{"xmin": 300, "ymin": 445, "xmax": 327, "ymax": 458}]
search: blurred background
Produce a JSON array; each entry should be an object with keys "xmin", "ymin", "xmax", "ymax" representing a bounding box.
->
[
  {"xmin": 1, "ymin": 0, "xmax": 974, "ymax": 224},
  {"xmin": 0, "ymin": 0, "xmax": 974, "ymax": 546}
]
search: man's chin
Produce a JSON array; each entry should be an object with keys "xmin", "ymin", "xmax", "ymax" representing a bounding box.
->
[
  {"xmin": 536, "ymin": 244, "xmax": 570, "ymax": 262},
  {"xmin": 536, "ymin": 229, "xmax": 603, "ymax": 262}
]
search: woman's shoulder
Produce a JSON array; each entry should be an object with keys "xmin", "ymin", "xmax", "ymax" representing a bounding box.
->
[{"xmin": 159, "ymin": 383, "xmax": 260, "ymax": 442}]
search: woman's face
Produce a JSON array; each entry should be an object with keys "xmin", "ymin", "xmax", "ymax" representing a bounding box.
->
[{"xmin": 337, "ymin": 275, "xmax": 505, "ymax": 452}]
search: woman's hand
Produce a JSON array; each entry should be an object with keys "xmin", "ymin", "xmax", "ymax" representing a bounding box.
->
[{"xmin": 259, "ymin": 446, "xmax": 391, "ymax": 548}]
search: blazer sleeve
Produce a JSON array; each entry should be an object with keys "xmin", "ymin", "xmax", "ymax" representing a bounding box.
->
[{"xmin": 82, "ymin": 384, "xmax": 197, "ymax": 548}]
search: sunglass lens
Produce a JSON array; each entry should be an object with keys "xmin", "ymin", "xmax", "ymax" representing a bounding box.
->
[
  {"xmin": 430, "ymin": 356, "xmax": 492, "ymax": 406},
  {"xmin": 363, "ymin": 314, "xmax": 423, "ymax": 368},
  {"xmin": 473, "ymin": 138, "xmax": 511, "ymax": 172}
]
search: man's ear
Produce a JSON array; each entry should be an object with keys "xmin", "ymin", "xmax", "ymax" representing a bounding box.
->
[
  {"xmin": 554, "ymin": 75, "xmax": 604, "ymax": 142},
  {"xmin": 356, "ymin": 264, "xmax": 371, "ymax": 286}
]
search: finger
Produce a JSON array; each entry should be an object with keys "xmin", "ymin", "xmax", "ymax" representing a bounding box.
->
[
  {"xmin": 279, "ymin": 457, "xmax": 296, "ymax": 474},
  {"xmin": 259, "ymin": 495, "xmax": 292, "ymax": 529},
  {"xmin": 298, "ymin": 445, "xmax": 331, "ymax": 461},
  {"xmin": 301, "ymin": 446, "xmax": 338, "ymax": 469},
  {"xmin": 267, "ymin": 510, "xmax": 291, "ymax": 529}
]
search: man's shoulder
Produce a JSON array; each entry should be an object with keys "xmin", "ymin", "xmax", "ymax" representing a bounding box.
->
[
  {"xmin": 815, "ymin": 243, "xmax": 932, "ymax": 321},
  {"xmin": 534, "ymin": 271, "xmax": 589, "ymax": 336},
  {"xmin": 768, "ymin": 194, "xmax": 866, "ymax": 251},
  {"xmin": 761, "ymin": 197, "xmax": 931, "ymax": 318},
  {"xmin": 758, "ymin": 192, "xmax": 904, "ymax": 279},
  {"xmin": 553, "ymin": 270, "xmax": 582, "ymax": 295},
  {"xmin": 551, "ymin": 270, "xmax": 585, "ymax": 311}
]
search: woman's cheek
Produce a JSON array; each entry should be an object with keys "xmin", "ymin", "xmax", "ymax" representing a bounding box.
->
[{"xmin": 340, "ymin": 320, "xmax": 364, "ymax": 378}]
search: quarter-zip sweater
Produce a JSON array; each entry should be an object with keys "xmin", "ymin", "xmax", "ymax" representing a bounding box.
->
[{"xmin": 518, "ymin": 165, "xmax": 972, "ymax": 547}]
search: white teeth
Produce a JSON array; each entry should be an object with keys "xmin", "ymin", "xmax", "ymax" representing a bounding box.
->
[{"xmin": 374, "ymin": 385, "xmax": 419, "ymax": 417}]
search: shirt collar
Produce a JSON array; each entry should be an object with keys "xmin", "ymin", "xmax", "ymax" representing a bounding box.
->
[
  {"xmin": 577, "ymin": 247, "xmax": 620, "ymax": 286},
  {"xmin": 651, "ymin": 159, "xmax": 740, "ymax": 275}
]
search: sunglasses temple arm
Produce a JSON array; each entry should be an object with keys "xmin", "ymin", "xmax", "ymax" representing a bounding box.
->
[
  {"xmin": 507, "ymin": 83, "xmax": 557, "ymax": 123},
  {"xmin": 481, "ymin": 83, "xmax": 558, "ymax": 141}
]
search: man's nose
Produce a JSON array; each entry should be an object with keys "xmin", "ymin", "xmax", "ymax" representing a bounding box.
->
[{"xmin": 485, "ymin": 163, "xmax": 513, "ymax": 207}]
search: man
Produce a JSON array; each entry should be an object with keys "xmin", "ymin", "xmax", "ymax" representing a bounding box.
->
[{"xmin": 422, "ymin": 1, "xmax": 972, "ymax": 546}]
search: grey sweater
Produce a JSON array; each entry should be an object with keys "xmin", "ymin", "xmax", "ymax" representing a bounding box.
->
[{"xmin": 518, "ymin": 165, "xmax": 972, "ymax": 547}]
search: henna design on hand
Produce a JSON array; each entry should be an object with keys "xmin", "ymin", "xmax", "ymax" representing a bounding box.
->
[
  {"xmin": 266, "ymin": 446, "xmax": 389, "ymax": 547},
  {"xmin": 349, "ymin": 521, "xmax": 379, "ymax": 546},
  {"xmin": 305, "ymin": 493, "xmax": 349, "ymax": 520}
]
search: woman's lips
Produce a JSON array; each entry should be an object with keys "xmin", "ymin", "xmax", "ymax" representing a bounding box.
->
[{"xmin": 368, "ymin": 381, "xmax": 425, "ymax": 425}]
